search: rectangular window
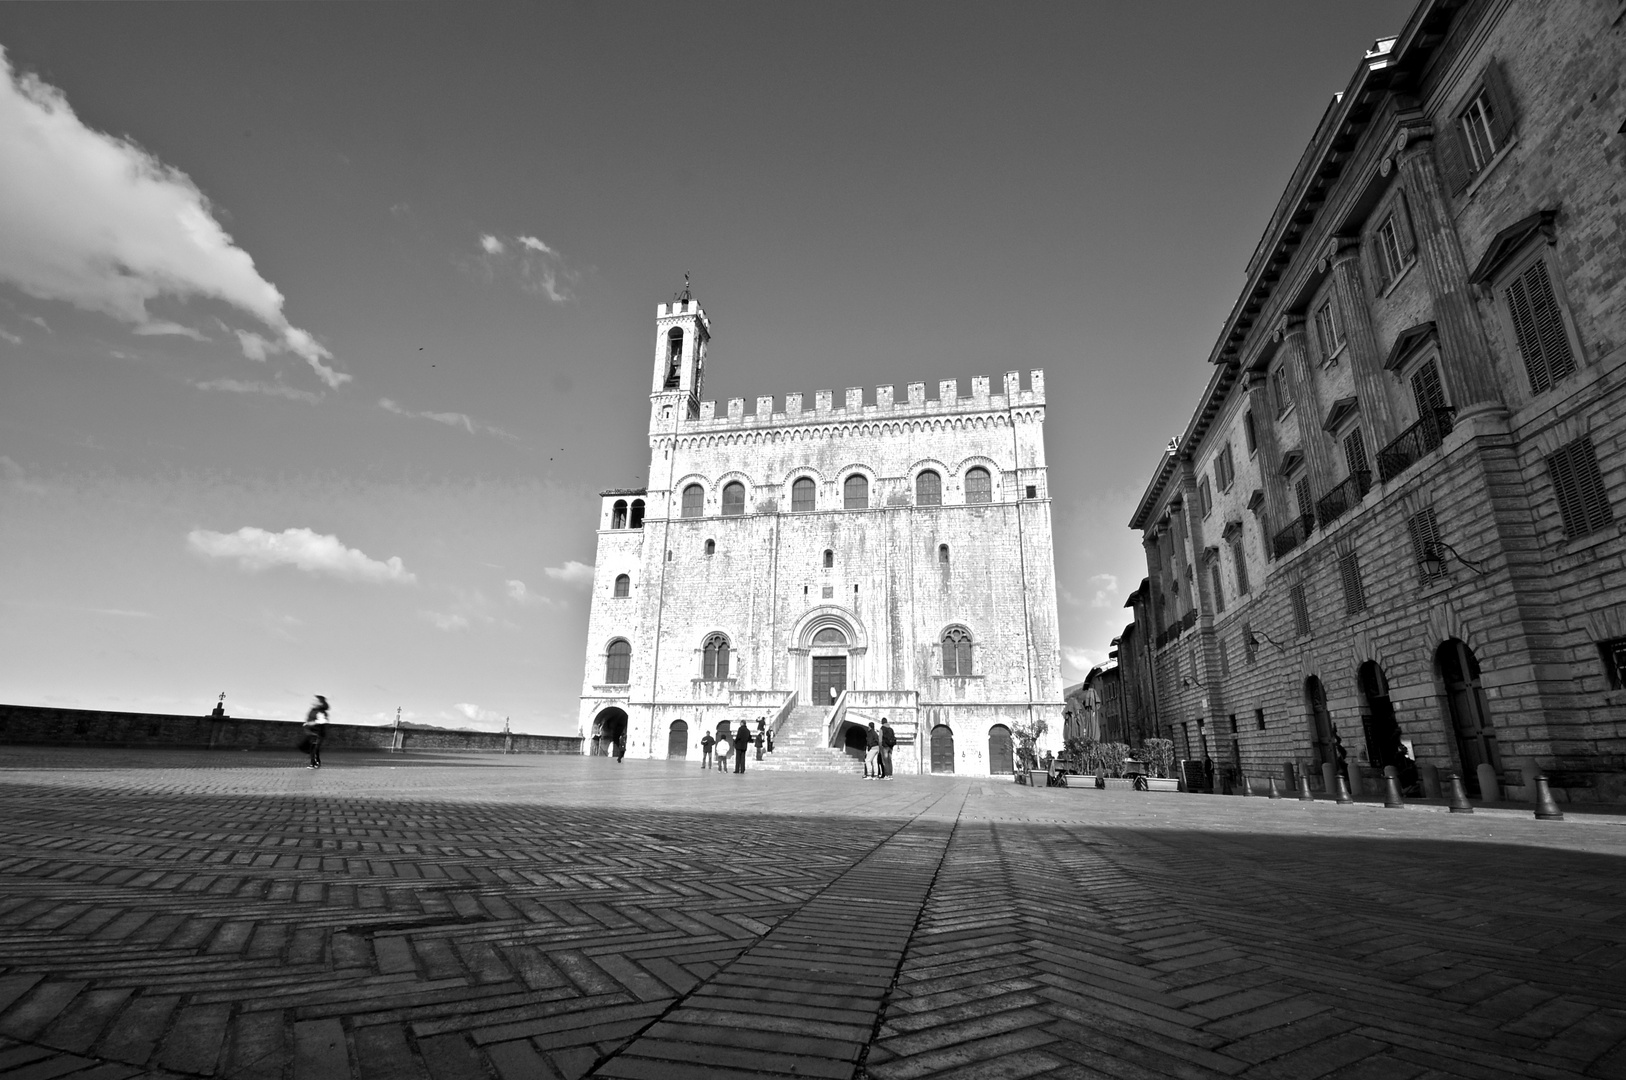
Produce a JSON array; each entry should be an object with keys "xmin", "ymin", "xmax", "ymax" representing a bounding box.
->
[
  {"xmin": 1025, "ymin": 484, "xmax": 1037, "ymax": 499},
  {"xmin": 1218, "ymin": 638, "xmax": 1230, "ymax": 677},
  {"xmin": 1210, "ymin": 560, "xmax": 1225, "ymax": 614},
  {"xmin": 1547, "ymin": 436, "xmax": 1614, "ymax": 538},
  {"xmin": 1505, "ymin": 258, "xmax": 1577, "ymax": 395},
  {"xmin": 1339, "ymin": 552, "xmax": 1367, "ymax": 615},
  {"xmin": 1198, "ymin": 476, "xmax": 1213, "ymax": 517},
  {"xmin": 1230, "ymin": 535, "xmax": 1250, "ymax": 596},
  {"xmin": 1599, "ymin": 638, "xmax": 1626, "ymax": 690},
  {"xmin": 1407, "ymin": 507, "xmax": 1443, "ymax": 583},
  {"xmin": 1255, "ymin": 708, "xmax": 1266, "ymax": 731},
  {"xmin": 1411, "ymin": 360, "xmax": 1448, "ymax": 422},
  {"xmin": 1294, "ymin": 476, "xmax": 1313, "ymax": 523},
  {"xmin": 1291, "ymin": 583, "xmax": 1311, "ymax": 636},
  {"xmin": 1461, "ymin": 89, "xmax": 1499, "ymax": 170},
  {"xmin": 1272, "ymin": 368, "xmax": 1291, "ymax": 417},
  {"xmin": 1243, "ymin": 410, "xmax": 1257, "ymax": 455},
  {"xmin": 1314, "ymin": 298, "xmax": 1344, "ymax": 360},
  {"xmin": 1439, "ymin": 60, "xmax": 1515, "ymax": 193},
  {"xmin": 1376, "ymin": 212, "xmax": 1408, "ymax": 287},
  {"xmin": 1217, "ymin": 444, "xmax": 1235, "ymax": 491},
  {"xmin": 1344, "ymin": 428, "xmax": 1369, "ymax": 481}
]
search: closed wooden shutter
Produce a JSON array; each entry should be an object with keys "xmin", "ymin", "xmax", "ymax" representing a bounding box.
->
[
  {"xmin": 1436, "ymin": 114, "xmax": 1472, "ymax": 194},
  {"xmin": 1406, "ymin": 508, "xmax": 1442, "ymax": 580},
  {"xmin": 1507, "ymin": 259, "xmax": 1575, "ymax": 394},
  {"xmin": 1344, "ymin": 428, "xmax": 1369, "ymax": 479},
  {"xmin": 1548, "ymin": 437, "xmax": 1614, "ymax": 538},
  {"xmin": 1339, "ymin": 552, "xmax": 1367, "ymax": 615},
  {"xmin": 1481, "ymin": 58, "xmax": 1516, "ymax": 146},
  {"xmin": 1411, "ymin": 361, "xmax": 1447, "ymax": 419},
  {"xmin": 1291, "ymin": 583, "xmax": 1311, "ymax": 636},
  {"xmin": 1231, "ymin": 536, "xmax": 1250, "ymax": 596}
]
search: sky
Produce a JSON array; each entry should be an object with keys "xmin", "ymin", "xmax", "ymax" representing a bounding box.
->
[{"xmin": 0, "ymin": 1, "xmax": 1418, "ymax": 733}]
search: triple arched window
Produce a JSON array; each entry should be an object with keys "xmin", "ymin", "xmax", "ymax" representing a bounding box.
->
[
  {"xmin": 613, "ymin": 574, "xmax": 630, "ymax": 597},
  {"xmin": 605, "ymin": 639, "xmax": 631, "ymax": 684},
  {"xmin": 942, "ymin": 627, "xmax": 973, "ymax": 676},
  {"xmin": 964, "ymin": 467, "xmax": 992, "ymax": 504},
  {"xmin": 916, "ymin": 470, "xmax": 941, "ymax": 506},
  {"xmin": 721, "ymin": 482, "xmax": 745, "ymax": 516},
  {"xmin": 681, "ymin": 484, "xmax": 704, "ymax": 518},
  {"xmin": 702, "ymin": 633, "xmax": 731, "ymax": 680},
  {"xmin": 792, "ymin": 476, "xmax": 815, "ymax": 512},
  {"xmin": 844, "ymin": 475, "xmax": 869, "ymax": 509}
]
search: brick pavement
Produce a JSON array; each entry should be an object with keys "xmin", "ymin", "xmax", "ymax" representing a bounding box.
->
[{"xmin": 0, "ymin": 748, "xmax": 1624, "ymax": 1079}]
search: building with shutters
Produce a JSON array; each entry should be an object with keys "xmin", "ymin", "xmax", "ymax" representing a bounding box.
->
[
  {"xmin": 1125, "ymin": 0, "xmax": 1626, "ymax": 802},
  {"xmin": 576, "ymin": 288, "xmax": 1065, "ymax": 775}
]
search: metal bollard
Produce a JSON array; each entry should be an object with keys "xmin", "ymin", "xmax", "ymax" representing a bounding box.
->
[
  {"xmin": 1534, "ymin": 774, "xmax": 1565, "ymax": 821},
  {"xmin": 1335, "ymin": 773, "xmax": 1355, "ymax": 804},
  {"xmin": 1383, "ymin": 772, "xmax": 1406, "ymax": 808},
  {"xmin": 1447, "ymin": 772, "xmax": 1474, "ymax": 813},
  {"xmin": 1268, "ymin": 777, "xmax": 1281, "ymax": 799},
  {"xmin": 1240, "ymin": 774, "xmax": 1252, "ymax": 797},
  {"xmin": 1297, "ymin": 774, "xmax": 1315, "ymax": 802}
]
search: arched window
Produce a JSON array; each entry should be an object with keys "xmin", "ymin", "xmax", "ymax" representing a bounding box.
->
[
  {"xmin": 792, "ymin": 477, "xmax": 815, "ymax": 512},
  {"xmin": 813, "ymin": 627, "xmax": 847, "ymax": 645},
  {"xmin": 664, "ymin": 328, "xmax": 683, "ymax": 388},
  {"xmin": 704, "ymin": 539, "xmax": 716, "ymax": 556},
  {"xmin": 629, "ymin": 499, "xmax": 645, "ymax": 529},
  {"xmin": 942, "ymin": 627, "xmax": 973, "ymax": 676},
  {"xmin": 916, "ymin": 470, "xmax": 941, "ymax": 506},
  {"xmin": 605, "ymin": 639, "xmax": 631, "ymax": 684},
  {"xmin": 613, "ymin": 574, "xmax": 630, "ymax": 597},
  {"xmin": 822, "ymin": 549, "xmax": 834, "ymax": 569},
  {"xmin": 721, "ymin": 481, "xmax": 745, "ymax": 516},
  {"xmin": 938, "ymin": 543, "xmax": 950, "ymax": 565},
  {"xmin": 703, "ymin": 633, "xmax": 731, "ymax": 680},
  {"xmin": 611, "ymin": 499, "xmax": 628, "ymax": 529},
  {"xmin": 844, "ymin": 474, "xmax": 868, "ymax": 509},
  {"xmin": 681, "ymin": 484, "xmax": 704, "ymax": 518},
  {"xmin": 964, "ymin": 467, "xmax": 992, "ymax": 504}
]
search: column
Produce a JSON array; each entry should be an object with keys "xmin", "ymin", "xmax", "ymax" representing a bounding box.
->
[
  {"xmin": 1327, "ymin": 242, "xmax": 1398, "ymax": 447},
  {"xmin": 1394, "ymin": 133, "xmax": 1501, "ymax": 408},
  {"xmin": 1276, "ymin": 319, "xmax": 1337, "ymax": 498},
  {"xmin": 1244, "ymin": 372, "xmax": 1291, "ymax": 538}
]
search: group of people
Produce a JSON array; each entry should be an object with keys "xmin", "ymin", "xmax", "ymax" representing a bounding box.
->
[
  {"xmin": 700, "ymin": 717, "xmax": 772, "ymax": 773},
  {"xmin": 863, "ymin": 719, "xmax": 896, "ymax": 779}
]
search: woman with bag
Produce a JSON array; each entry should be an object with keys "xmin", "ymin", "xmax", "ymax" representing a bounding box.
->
[{"xmin": 301, "ymin": 695, "xmax": 329, "ymax": 769}]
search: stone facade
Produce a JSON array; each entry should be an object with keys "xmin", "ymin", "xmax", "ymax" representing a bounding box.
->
[
  {"xmin": 578, "ymin": 294, "xmax": 1065, "ymax": 776},
  {"xmin": 1127, "ymin": 0, "xmax": 1626, "ymax": 802}
]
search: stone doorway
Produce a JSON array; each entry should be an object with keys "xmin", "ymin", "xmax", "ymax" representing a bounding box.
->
[
  {"xmin": 811, "ymin": 655, "xmax": 847, "ymax": 707},
  {"xmin": 1437, "ymin": 639, "xmax": 1501, "ymax": 792},
  {"xmin": 1358, "ymin": 662, "xmax": 1416, "ymax": 790},
  {"xmin": 1304, "ymin": 677, "xmax": 1335, "ymax": 775},
  {"xmin": 930, "ymin": 725, "xmax": 955, "ymax": 774},
  {"xmin": 667, "ymin": 718, "xmax": 688, "ymax": 759},
  {"xmin": 988, "ymin": 725, "xmax": 1013, "ymax": 775},
  {"xmin": 592, "ymin": 707, "xmax": 628, "ymax": 757}
]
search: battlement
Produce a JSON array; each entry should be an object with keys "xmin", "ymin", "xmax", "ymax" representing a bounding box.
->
[{"xmin": 665, "ymin": 370, "xmax": 1045, "ymax": 432}]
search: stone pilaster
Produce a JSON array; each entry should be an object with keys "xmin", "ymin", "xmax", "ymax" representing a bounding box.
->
[
  {"xmin": 1275, "ymin": 318, "xmax": 1337, "ymax": 499},
  {"xmin": 1244, "ymin": 372, "xmax": 1291, "ymax": 537},
  {"xmin": 1326, "ymin": 240, "xmax": 1398, "ymax": 447}
]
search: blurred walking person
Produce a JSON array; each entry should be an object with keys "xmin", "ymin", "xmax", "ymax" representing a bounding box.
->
[{"xmin": 302, "ymin": 695, "xmax": 329, "ymax": 769}]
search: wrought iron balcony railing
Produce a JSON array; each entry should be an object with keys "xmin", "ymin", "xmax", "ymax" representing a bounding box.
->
[
  {"xmin": 1315, "ymin": 470, "xmax": 1373, "ymax": 528},
  {"xmin": 1376, "ymin": 408, "xmax": 1455, "ymax": 483},
  {"xmin": 1271, "ymin": 513, "xmax": 1317, "ymax": 560}
]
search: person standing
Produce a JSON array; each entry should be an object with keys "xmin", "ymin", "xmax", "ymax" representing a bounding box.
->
[
  {"xmin": 863, "ymin": 721, "xmax": 880, "ymax": 779},
  {"xmin": 303, "ymin": 695, "xmax": 329, "ymax": 769},
  {"xmin": 733, "ymin": 720, "xmax": 752, "ymax": 773},
  {"xmin": 880, "ymin": 718, "xmax": 896, "ymax": 780},
  {"xmin": 755, "ymin": 718, "xmax": 766, "ymax": 761},
  {"xmin": 715, "ymin": 728, "xmax": 731, "ymax": 772},
  {"xmin": 701, "ymin": 730, "xmax": 715, "ymax": 770},
  {"xmin": 614, "ymin": 733, "xmax": 626, "ymax": 763}
]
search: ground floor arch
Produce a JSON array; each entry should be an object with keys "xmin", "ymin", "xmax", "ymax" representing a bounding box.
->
[
  {"xmin": 1304, "ymin": 676, "xmax": 1336, "ymax": 771},
  {"xmin": 988, "ymin": 724, "xmax": 1013, "ymax": 775},
  {"xmin": 591, "ymin": 707, "xmax": 628, "ymax": 756},
  {"xmin": 930, "ymin": 725, "xmax": 955, "ymax": 774},
  {"xmin": 1358, "ymin": 661, "xmax": 1416, "ymax": 790},
  {"xmin": 667, "ymin": 718, "xmax": 688, "ymax": 759},
  {"xmin": 1437, "ymin": 638, "xmax": 1501, "ymax": 791}
]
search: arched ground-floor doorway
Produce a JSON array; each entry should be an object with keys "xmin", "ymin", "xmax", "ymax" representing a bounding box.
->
[
  {"xmin": 667, "ymin": 718, "xmax": 688, "ymax": 759},
  {"xmin": 1438, "ymin": 638, "xmax": 1501, "ymax": 792},
  {"xmin": 1304, "ymin": 676, "xmax": 1336, "ymax": 775},
  {"xmin": 1358, "ymin": 661, "xmax": 1416, "ymax": 791},
  {"xmin": 930, "ymin": 725, "xmax": 955, "ymax": 774},
  {"xmin": 988, "ymin": 725, "xmax": 1013, "ymax": 775},
  {"xmin": 592, "ymin": 707, "xmax": 628, "ymax": 757}
]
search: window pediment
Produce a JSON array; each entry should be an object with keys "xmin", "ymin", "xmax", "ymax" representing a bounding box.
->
[
  {"xmin": 1468, "ymin": 207, "xmax": 1558, "ymax": 286},
  {"xmin": 1383, "ymin": 321, "xmax": 1438, "ymax": 372},
  {"xmin": 1322, "ymin": 396, "xmax": 1361, "ymax": 433}
]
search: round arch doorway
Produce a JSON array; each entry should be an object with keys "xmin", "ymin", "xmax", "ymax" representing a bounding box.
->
[
  {"xmin": 810, "ymin": 627, "xmax": 848, "ymax": 707},
  {"xmin": 1358, "ymin": 662, "xmax": 1416, "ymax": 791},
  {"xmin": 667, "ymin": 718, "xmax": 689, "ymax": 759},
  {"xmin": 1437, "ymin": 639, "xmax": 1501, "ymax": 792},
  {"xmin": 592, "ymin": 707, "xmax": 628, "ymax": 757},
  {"xmin": 930, "ymin": 725, "xmax": 955, "ymax": 774},
  {"xmin": 1304, "ymin": 676, "xmax": 1336, "ymax": 778},
  {"xmin": 988, "ymin": 725, "xmax": 1014, "ymax": 775}
]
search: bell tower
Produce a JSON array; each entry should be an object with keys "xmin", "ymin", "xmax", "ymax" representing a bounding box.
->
[{"xmin": 650, "ymin": 277, "xmax": 710, "ymax": 431}]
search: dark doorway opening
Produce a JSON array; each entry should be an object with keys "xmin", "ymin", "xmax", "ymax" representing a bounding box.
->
[
  {"xmin": 812, "ymin": 655, "xmax": 847, "ymax": 706},
  {"xmin": 1437, "ymin": 639, "xmax": 1501, "ymax": 792},
  {"xmin": 1358, "ymin": 662, "xmax": 1416, "ymax": 791},
  {"xmin": 667, "ymin": 718, "xmax": 688, "ymax": 759},
  {"xmin": 593, "ymin": 707, "xmax": 628, "ymax": 757},
  {"xmin": 1305, "ymin": 676, "xmax": 1335, "ymax": 779},
  {"xmin": 988, "ymin": 725, "xmax": 1013, "ymax": 775},
  {"xmin": 841, "ymin": 724, "xmax": 868, "ymax": 759},
  {"xmin": 930, "ymin": 725, "xmax": 955, "ymax": 774}
]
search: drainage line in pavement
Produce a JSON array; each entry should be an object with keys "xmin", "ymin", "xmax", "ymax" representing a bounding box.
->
[
  {"xmin": 851, "ymin": 789, "xmax": 967, "ymax": 1080},
  {"xmin": 581, "ymin": 789, "xmax": 961, "ymax": 1079}
]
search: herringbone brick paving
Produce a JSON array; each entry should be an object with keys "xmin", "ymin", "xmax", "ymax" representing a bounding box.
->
[{"xmin": 0, "ymin": 749, "xmax": 1623, "ymax": 1079}]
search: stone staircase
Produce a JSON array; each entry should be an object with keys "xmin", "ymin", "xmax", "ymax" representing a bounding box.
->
[{"xmin": 756, "ymin": 705, "xmax": 864, "ymax": 774}]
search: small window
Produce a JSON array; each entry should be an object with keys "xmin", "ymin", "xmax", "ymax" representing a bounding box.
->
[
  {"xmin": 822, "ymin": 549, "xmax": 834, "ymax": 569},
  {"xmin": 821, "ymin": 585, "xmax": 833, "ymax": 598},
  {"xmin": 1024, "ymin": 484, "xmax": 1037, "ymax": 499},
  {"xmin": 1243, "ymin": 410, "xmax": 1257, "ymax": 455},
  {"xmin": 611, "ymin": 499, "xmax": 628, "ymax": 529},
  {"xmin": 1599, "ymin": 638, "xmax": 1626, "ymax": 690},
  {"xmin": 681, "ymin": 484, "xmax": 704, "ymax": 518},
  {"xmin": 704, "ymin": 539, "xmax": 715, "ymax": 556},
  {"xmin": 1344, "ymin": 428, "xmax": 1369, "ymax": 482},
  {"xmin": 629, "ymin": 499, "xmax": 645, "ymax": 529},
  {"xmin": 613, "ymin": 573, "xmax": 630, "ymax": 598},
  {"xmin": 964, "ymin": 467, "xmax": 992, "ymax": 504},
  {"xmin": 1314, "ymin": 298, "xmax": 1344, "ymax": 361},
  {"xmin": 1198, "ymin": 476, "xmax": 1213, "ymax": 517},
  {"xmin": 942, "ymin": 627, "xmax": 973, "ymax": 676},
  {"xmin": 938, "ymin": 543, "xmax": 949, "ymax": 565},
  {"xmin": 702, "ymin": 633, "xmax": 730, "ymax": 680},
  {"xmin": 1254, "ymin": 708, "xmax": 1265, "ymax": 731},
  {"xmin": 844, "ymin": 474, "xmax": 868, "ymax": 510},
  {"xmin": 1505, "ymin": 257, "xmax": 1577, "ymax": 395},
  {"xmin": 916, "ymin": 470, "xmax": 941, "ymax": 506},
  {"xmin": 1272, "ymin": 367, "xmax": 1291, "ymax": 417},
  {"xmin": 1547, "ymin": 436, "xmax": 1614, "ymax": 538},
  {"xmin": 605, "ymin": 640, "xmax": 631, "ymax": 684},
  {"xmin": 721, "ymin": 481, "xmax": 745, "ymax": 517},
  {"xmin": 1339, "ymin": 552, "xmax": 1367, "ymax": 615},
  {"xmin": 1291, "ymin": 583, "xmax": 1311, "ymax": 636},
  {"xmin": 1407, "ymin": 507, "xmax": 1443, "ymax": 583},
  {"xmin": 1375, "ymin": 210, "xmax": 1411, "ymax": 288},
  {"xmin": 792, "ymin": 477, "xmax": 815, "ymax": 512}
]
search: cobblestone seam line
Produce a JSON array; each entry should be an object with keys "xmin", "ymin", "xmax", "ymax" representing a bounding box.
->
[{"xmin": 586, "ymin": 788, "xmax": 968, "ymax": 1080}]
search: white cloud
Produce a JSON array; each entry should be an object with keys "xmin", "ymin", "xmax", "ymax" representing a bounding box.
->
[
  {"xmin": 0, "ymin": 48, "xmax": 347, "ymax": 389},
  {"xmin": 469, "ymin": 231, "xmax": 578, "ymax": 303},
  {"xmin": 186, "ymin": 526, "xmax": 416, "ymax": 584},
  {"xmin": 452, "ymin": 702, "xmax": 508, "ymax": 729},
  {"xmin": 505, "ymin": 579, "xmax": 562, "ymax": 608},
  {"xmin": 422, "ymin": 611, "xmax": 470, "ymax": 632},
  {"xmin": 194, "ymin": 378, "xmax": 321, "ymax": 403},
  {"xmin": 1061, "ymin": 645, "xmax": 1106, "ymax": 675},
  {"xmin": 1088, "ymin": 573, "xmax": 1120, "ymax": 608},
  {"xmin": 1, "ymin": 456, "xmax": 46, "ymax": 494},
  {"xmin": 235, "ymin": 329, "xmax": 273, "ymax": 361},
  {"xmin": 133, "ymin": 320, "xmax": 209, "ymax": 341},
  {"xmin": 378, "ymin": 397, "xmax": 514, "ymax": 440},
  {"xmin": 0, "ymin": 327, "xmax": 19, "ymax": 345},
  {"xmin": 23, "ymin": 314, "xmax": 49, "ymax": 332},
  {"xmin": 542, "ymin": 560, "xmax": 593, "ymax": 587}
]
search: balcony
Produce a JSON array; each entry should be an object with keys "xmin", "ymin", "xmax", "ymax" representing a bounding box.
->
[
  {"xmin": 1377, "ymin": 408, "xmax": 1455, "ymax": 482},
  {"xmin": 1271, "ymin": 513, "xmax": 1317, "ymax": 560},
  {"xmin": 1315, "ymin": 471, "xmax": 1373, "ymax": 528},
  {"xmin": 1155, "ymin": 609, "xmax": 1199, "ymax": 650}
]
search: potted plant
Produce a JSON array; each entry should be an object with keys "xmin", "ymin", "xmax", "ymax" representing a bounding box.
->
[
  {"xmin": 1140, "ymin": 738, "xmax": 1180, "ymax": 791},
  {"xmin": 1095, "ymin": 742, "xmax": 1136, "ymax": 789}
]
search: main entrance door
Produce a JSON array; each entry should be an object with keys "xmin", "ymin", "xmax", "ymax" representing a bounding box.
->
[
  {"xmin": 811, "ymin": 656, "xmax": 847, "ymax": 707},
  {"xmin": 667, "ymin": 719, "xmax": 688, "ymax": 759},
  {"xmin": 930, "ymin": 726, "xmax": 955, "ymax": 773},
  {"xmin": 1438, "ymin": 639, "xmax": 1501, "ymax": 792},
  {"xmin": 1305, "ymin": 677, "xmax": 1335, "ymax": 770},
  {"xmin": 988, "ymin": 725, "xmax": 1013, "ymax": 775}
]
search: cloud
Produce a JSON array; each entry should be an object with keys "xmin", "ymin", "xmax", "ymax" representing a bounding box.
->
[
  {"xmin": 133, "ymin": 320, "xmax": 209, "ymax": 341},
  {"xmin": 235, "ymin": 329, "xmax": 273, "ymax": 361},
  {"xmin": 194, "ymin": 378, "xmax": 321, "ymax": 403},
  {"xmin": 186, "ymin": 526, "xmax": 416, "ymax": 584},
  {"xmin": 0, "ymin": 48, "xmax": 347, "ymax": 388},
  {"xmin": 1, "ymin": 456, "xmax": 46, "ymax": 494},
  {"xmin": 1060, "ymin": 645, "xmax": 1107, "ymax": 674},
  {"xmin": 505, "ymin": 579, "xmax": 562, "ymax": 608},
  {"xmin": 468, "ymin": 231, "xmax": 579, "ymax": 303},
  {"xmin": 453, "ymin": 702, "xmax": 509, "ymax": 729},
  {"xmin": 23, "ymin": 314, "xmax": 49, "ymax": 332},
  {"xmin": 542, "ymin": 560, "xmax": 593, "ymax": 587},
  {"xmin": 1088, "ymin": 573, "xmax": 1120, "ymax": 608},
  {"xmin": 422, "ymin": 611, "xmax": 470, "ymax": 632},
  {"xmin": 0, "ymin": 326, "xmax": 19, "ymax": 345},
  {"xmin": 378, "ymin": 397, "xmax": 514, "ymax": 439}
]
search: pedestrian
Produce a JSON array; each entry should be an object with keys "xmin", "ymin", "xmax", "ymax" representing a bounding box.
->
[
  {"xmin": 880, "ymin": 717, "xmax": 896, "ymax": 779},
  {"xmin": 863, "ymin": 721, "xmax": 880, "ymax": 779},
  {"xmin": 755, "ymin": 717, "xmax": 766, "ymax": 761},
  {"xmin": 766, "ymin": 726, "xmax": 774, "ymax": 754},
  {"xmin": 614, "ymin": 733, "xmax": 626, "ymax": 763},
  {"xmin": 302, "ymin": 695, "xmax": 329, "ymax": 769},
  {"xmin": 733, "ymin": 720, "xmax": 752, "ymax": 773},
  {"xmin": 701, "ymin": 730, "xmax": 715, "ymax": 770}
]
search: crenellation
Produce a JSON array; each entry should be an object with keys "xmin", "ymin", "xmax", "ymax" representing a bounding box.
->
[
  {"xmin": 877, "ymin": 385, "xmax": 894, "ymax": 408},
  {"xmin": 845, "ymin": 387, "xmax": 863, "ymax": 411},
  {"xmin": 787, "ymin": 393, "xmax": 803, "ymax": 416},
  {"xmin": 971, "ymin": 376, "xmax": 990, "ymax": 402},
  {"xmin": 815, "ymin": 390, "xmax": 833, "ymax": 414},
  {"xmin": 909, "ymin": 382, "xmax": 926, "ymax": 406},
  {"xmin": 940, "ymin": 379, "xmax": 958, "ymax": 402},
  {"xmin": 756, "ymin": 396, "xmax": 774, "ymax": 417},
  {"xmin": 727, "ymin": 398, "xmax": 745, "ymax": 420}
]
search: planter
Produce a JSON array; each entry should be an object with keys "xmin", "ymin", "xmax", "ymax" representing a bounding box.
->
[
  {"xmin": 1097, "ymin": 777, "xmax": 1135, "ymax": 790},
  {"xmin": 1143, "ymin": 777, "xmax": 1180, "ymax": 792}
]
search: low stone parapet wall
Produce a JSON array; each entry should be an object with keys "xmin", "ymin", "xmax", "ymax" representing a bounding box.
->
[{"xmin": 0, "ymin": 704, "xmax": 581, "ymax": 755}]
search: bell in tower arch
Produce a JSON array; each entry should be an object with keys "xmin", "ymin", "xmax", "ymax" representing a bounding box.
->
[{"xmin": 664, "ymin": 328, "xmax": 683, "ymax": 389}]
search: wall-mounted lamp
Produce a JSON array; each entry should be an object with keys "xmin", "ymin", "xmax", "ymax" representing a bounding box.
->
[
  {"xmin": 1245, "ymin": 629, "xmax": 1287, "ymax": 653},
  {"xmin": 1422, "ymin": 540, "xmax": 1486, "ymax": 578},
  {"xmin": 1181, "ymin": 676, "xmax": 1206, "ymax": 690}
]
